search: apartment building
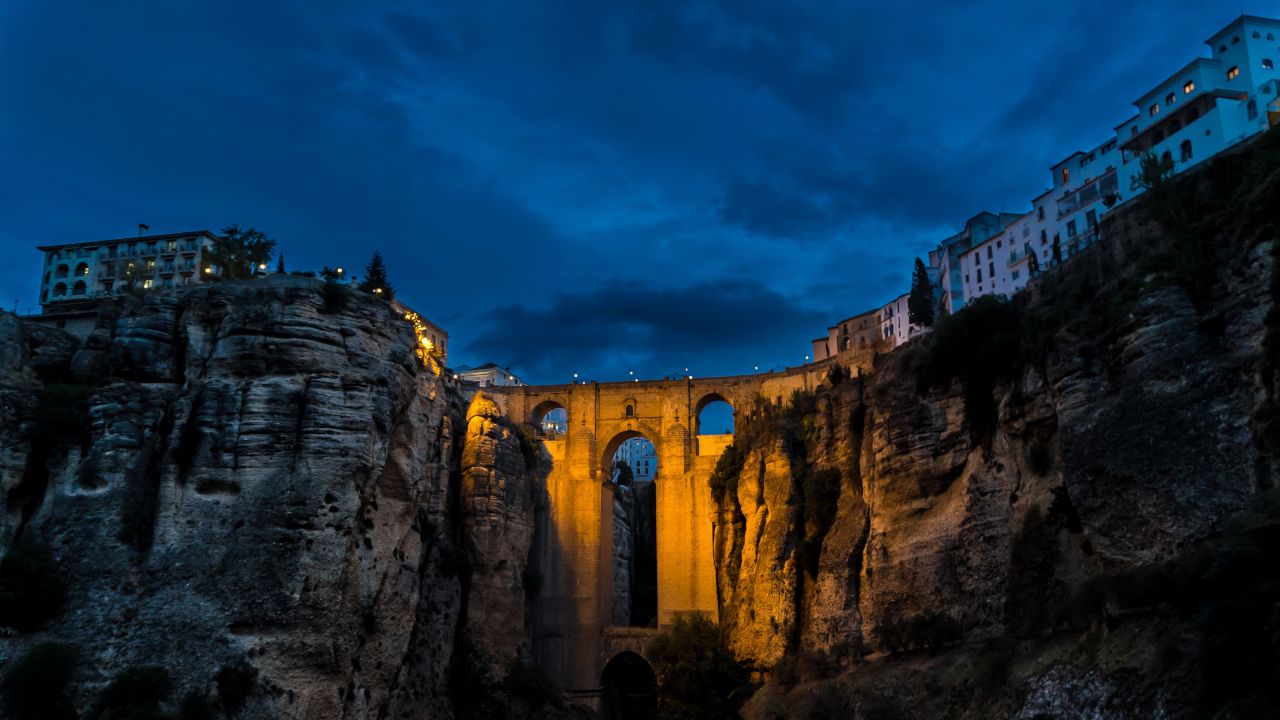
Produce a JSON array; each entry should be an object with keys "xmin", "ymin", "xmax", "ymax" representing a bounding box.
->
[{"xmin": 37, "ymin": 230, "xmax": 219, "ymax": 308}]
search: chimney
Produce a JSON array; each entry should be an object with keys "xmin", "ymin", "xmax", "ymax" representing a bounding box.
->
[{"xmin": 138, "ymin": 223, "xmax": 149, "ymax": 236}]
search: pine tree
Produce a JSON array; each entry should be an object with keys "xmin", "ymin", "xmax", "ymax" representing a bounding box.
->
[
  {"xmin": 358, "ymin": 251, "xmax": 394, "ymax": 300},
  {"xmin": 908, "ymin": 257, "xmax": 935, "ymax": 328},
  {"xmin": 276, "ymin": 253, "xmax": 285, "ymax": 274}
]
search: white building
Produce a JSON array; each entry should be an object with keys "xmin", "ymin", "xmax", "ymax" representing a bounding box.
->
[
  {"xmin": 1118, "ymin": 16, "xmax": 1280, "ymax": 195},
  {"xmin": 37, "ymin": 230, "xmax": 220, "ymax": 308},
  {"xmin": 614, "ymin": 437, "xmax": 657, "ymax": 482},
  {"xmin": 931, "ymin": 212, "xmax": 1022, "ymax": 314},
  {"xmin": 456, "ymin": 363, "xmax": 524, "ymax": 388}
]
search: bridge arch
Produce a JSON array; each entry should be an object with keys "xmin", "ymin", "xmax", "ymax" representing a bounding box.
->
[
  {"xmin": 600, "ymin": 651, "xmax": 657, "ymax": 720},
  {"xmin": 530, "ymin": 399, "xmax": 568, "ymax": 437},
  {"xmin": 600, "ymin": 424, "xmax": 662, "ymax": 480},
  {"xmin": 693, "ymin": 392, "xmax": 735, "ymax": 436}
]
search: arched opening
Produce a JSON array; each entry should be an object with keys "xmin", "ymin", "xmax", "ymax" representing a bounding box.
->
[
  {"xmin": 72, "ymin": 281, "xmax": 86, "ymax": 296},
  {"xmin": 604, "ymin": 431, "xmax": 658, "ymax": 627},
  {"xmin": 55, "ymin": 264, "xmax": 69, "ymax": 278},
  {"xmin": 74, "ymin": 262, "xmax": 89, "ymax": 277},
  {"xmin": 600, "ymin": 652, "xmax": 656, "ymax": 720},
  {"xmin": 695, "ymin": 394, "xmax": 734, "ymax": 435},
  {"xmin": 53, "ymin": 283, "xmax": 67, "ymax": 298},
  {"xmin": 530, "ymin": 400, "xmax": 567, "ymax": 439}
]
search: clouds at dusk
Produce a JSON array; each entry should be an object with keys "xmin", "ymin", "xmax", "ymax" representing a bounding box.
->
[{"xmin": 0, "ymin": 0, "xmax": 1251, "ymax": 381}]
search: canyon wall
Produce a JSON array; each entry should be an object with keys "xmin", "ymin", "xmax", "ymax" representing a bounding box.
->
[{"xmin": 0, "ymin": 282, "xmax": 555, "ymax": 719}]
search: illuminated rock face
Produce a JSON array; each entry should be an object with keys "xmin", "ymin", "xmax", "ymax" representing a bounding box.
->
[{"xmin": 0, "ymin": 285, "xmax": 542, "ymax": 720}]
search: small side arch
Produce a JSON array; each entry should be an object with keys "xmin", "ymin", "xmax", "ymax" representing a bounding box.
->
[
  {"xmin": 600, "ymin": 651, "xmax": 657, "ymax": 720},
  {"xmin": 530, "ymin": 399, "xmax": 568, "ymax": 438},
  {"xmin": 694, "ymin": 392, "xmax": 735, "ymax": 435}
]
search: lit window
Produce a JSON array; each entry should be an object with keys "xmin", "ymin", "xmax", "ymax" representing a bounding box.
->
[
  {"xmin": 1227, "ymin": 66, "xmax": 1240, "ymax": 80},
  {"xmin": 1264, "ymin": 58, "xmax": 1275, "ymax": 70},
  {"xmin": 1166, "ymin": 92, "xmax": 1176, "ymax": 105},
  {"xmin": 143, "ymin": 279, "xmax": 153, "ymax": 289},
  {"xmin": 1061, "ymin": 167, "xmax": 1070, "ymax": 184},
  {"xmin": 1149, "ymin": 103, "xmax": 1160, "ymax": 116}
]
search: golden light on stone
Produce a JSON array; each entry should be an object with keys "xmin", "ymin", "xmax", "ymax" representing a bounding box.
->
[{"xmin": 403, "ymin": 310, "xmax": 440, "ymax": 371}]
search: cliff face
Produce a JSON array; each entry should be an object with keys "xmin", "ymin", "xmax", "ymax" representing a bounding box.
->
[
  {"xmin": 719, "ymin": 136, "xmax": 1280, "ymax": 717},
  {"xmin": 0, "ymin": 282, "xmax": 546, "ymax": 719}
]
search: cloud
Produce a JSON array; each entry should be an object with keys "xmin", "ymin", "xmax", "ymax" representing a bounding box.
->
[{"xmin": 461, "ymin": 279, "xmax": 826, "ymax": 382}]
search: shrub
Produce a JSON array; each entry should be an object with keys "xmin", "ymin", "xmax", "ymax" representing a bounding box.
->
[
  {"xmin": 1, "ymin": 642, "xmax": 79, "ymax": 720},
  {"xmin": 708, "ymin": 443, "xmax": 744, "ymax": 504},
  {"xmin": 503, "ymin": 661, "xmax": 561, "ymax": 708},
  {"xmin": 319, "ymin": 279, "xmax": 348, "ymax": 314},
  {"xmin": 215, "ymin": 661, "xmax": 257, "ymax": 716},
  {"xmin": 91, "ymin": 666, "xmax": 172, "ymax": 720},
  {"xmin": 917, "ymin": 295, "xmax": 1023, "ymax": 440},
  {"xmin": 647, "ymin": 613, "xmax": 750, "ymax": 719},
  {"xmin": 0, "ymin": 537, "xmax": 68, "ymax": 632},
  {"xmin": 177, "ymin": 691, "xmax": 217, "ymax": 720}
]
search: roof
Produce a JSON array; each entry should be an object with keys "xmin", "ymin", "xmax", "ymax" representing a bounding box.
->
[
  {"xmin": 1205, "ymin": 15, "xmax": 1280, "ymax": 46},
  {"xmin": 37, "ymin": 229, "xmax": 219, "ymax": 252},
  {"xmin": 1131, "ymin": 57, "xmax": 1219, "ymax": 108}
]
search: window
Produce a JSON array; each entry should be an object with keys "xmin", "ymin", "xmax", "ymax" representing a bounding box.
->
[
  {"xmin": 1180, "ymin": 139, "xmax": 1193, "ymax": 161},
  {"xmin": 1219, "ymin": 45, "xmax": 1227, "ymax": 53},
  {"xmin": 1232, "ymin": 35, "xmax": 1240, "ymax": 45},
  {"xmin": 55, "ymin": 263, "xmax": 69, "ymax": 278},
  {"xmin": 1166, "ymin": 92, "xmax": 1176, "ymax": 105},
  {"xmin": 1061, "ymin": 168, "xmax": 1070, "ymax": 184},
  {"xmin": 72, "ymin": 281, "xmax": 86, "ymax": 296},
  {"xmin": 53, "ymin": 282, "xmax": 67, "ymax": 297},
  {"xmin": 988, "ymin": 262, "xmax": 995, "ymax": 278},
  {"xmin": 1184, "ymin": 80, "xmax": 1195, "ymax": 94},
  {"xmin": 996, "ymin": 239, "xmax": 1002, "ymax": 248},
  {"xmin": 108, "ymin": 245, "xmax": 117, "ymax": 258},
  {"xmin": 1131, "ymin": 125, "xmax": 1139, "ymax": 137},
  {"xmin": 1037, "ymin": 205, "xmax": 1045, "ymax": 221},
  {"xmin": 1086, "ymin": 209, "xmax": 1097, "ymax": 228},
  {"xmin": 976, "ymin": 268, "xmax": 982, "ymax": 282},
  {"xmin": 1255, "ymin": 31, "xmax": 1262, "ymax": 39},
  {"xmin": 1149, "ymin": 103, "xmax": 1160, "ymax": 116},
  {"xmin": 1248, "ymin": 99, "xmax": 1258, "ymax": 121},
  {"xmin": 143, "ymin": 279, "xmax": 153, "ymax": 289},
  {"xmin": 1264, "ymin": 58, "xmax": 1275, "ymax": 70},
  {"xmin": 1161, "ymin": 150, "xmax": 1173, "ymax": 166},
  {"xmin": 1067, "ymin": 220, "xmax": 1077, "ymax": 237},
  {"xmin": 1227, "ymin": 66, "xmax": 1240, "ymax": 80},
  {"xmin": 986, "ymin": 246, "xmax": 992, "ymax": 259},
  {"xmin": 1040, "ymin": 229, "xmax": 1047, "ymax": 245},
  {"xmin": 145, "ymin": 259, "xmax": 156, "ymax": 272},
  {"xmin": 1012, "ymin": 270, "xmax": 1020, "ymax": 281},
  {"xmin": 166, "ymin": 239, "xmax": 177, "ymax": 252},
  {"xmin": 1268, "ymin": 33, "xmax": 1275, "ymax": 40}
]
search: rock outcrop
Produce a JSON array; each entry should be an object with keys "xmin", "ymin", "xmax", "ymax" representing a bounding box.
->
[{"xmin": 0, "ymin": 281, "xmax": 547, "ymax": 719}]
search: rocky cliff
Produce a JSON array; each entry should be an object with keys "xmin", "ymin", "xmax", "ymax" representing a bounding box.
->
[
  {"xmin": 715, "ymin": 133, "xmax": 1280, "ymax": 718},
  {"xmin": 0, "ymin": 281, "xmax": 556, "ymax": 719}
]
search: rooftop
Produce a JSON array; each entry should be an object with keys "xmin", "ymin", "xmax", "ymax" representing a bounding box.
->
[{"xmin": 37, "ymin": 229, "xmax": 219, "ymax": 252}]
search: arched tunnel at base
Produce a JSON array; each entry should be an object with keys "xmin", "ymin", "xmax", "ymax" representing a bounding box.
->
[{"xmin": 600, "ymin": 651, "xmax": 657, "ymax": 720}]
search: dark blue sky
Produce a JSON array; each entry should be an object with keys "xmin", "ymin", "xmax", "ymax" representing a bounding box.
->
[{"xmin": 0, "ymin": 1, "xmax": 1252, "ymax": 383}]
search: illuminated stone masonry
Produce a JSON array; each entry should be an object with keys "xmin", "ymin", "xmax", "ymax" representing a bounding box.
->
[{"xmin": 485, "ymin": 359, "xmax": 845, "ymax": 694}]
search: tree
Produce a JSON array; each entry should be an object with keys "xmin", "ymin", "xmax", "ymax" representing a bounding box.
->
[
  {"xmin": 648, "ymin": 614, "xmax": 749, "ymax": 719},
  {"xmin": 908, "ymin": 257, "xmax": 935, "ymax": 327},
  {"xmin": 276, "ymin": 253, "xmax": 286, "ymax": 274},
  {"xmin": 1051, "ymin": 234, "xmax": 1062, "ymax": 265},
  {"xmin": 358, "ymin": 251, "xmax": 394, "ymax": 300},
  {"xmin": 209, "ymin": 225, "xmax": 276, "ymax": 280}
]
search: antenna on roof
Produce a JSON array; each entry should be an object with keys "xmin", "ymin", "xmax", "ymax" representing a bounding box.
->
[{"xmin": 138, "ymin": 223, "xmax": 149, "ymax": 236}]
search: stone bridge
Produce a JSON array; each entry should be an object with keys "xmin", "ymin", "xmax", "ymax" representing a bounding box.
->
[{"xmin": 486, "ymin": 358, "xmax": 849, "ymax": 706}]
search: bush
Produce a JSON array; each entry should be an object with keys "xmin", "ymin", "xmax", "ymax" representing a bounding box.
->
[
  {"xmin": 708, "ymin": 444, "xmax": 744, "ymax": 503},
  {"xmin": 0, "ymin": 537, "xmax": 68, "ymax": 632},
  {"xmin": 215, "ymin": 661, "xmax": 257, "ymax": 716},
  {"xmin": 1, "ymin": 642, "xmax": 79, "ymax": 720},
  {"xmin": 647, "ymin": 613, "xmax": 750, "ymax": 719},
  {"xmin": 503, "ymin": 661, "xmax": 562, "ymax": 708},
  {"xmin": 917, "ymin": 295, "xmax": 1023, "ymax": 440},
  {"xmin": 91, "ymin": 666, "xmax": 172, "ymax": 720},
  {"xmin": 319, "ymin": 279, "xmax": 348, "ymax": 314},
  {"xmin": 177, "ymin": 691, "xmax": 217, "ymax": 720}
]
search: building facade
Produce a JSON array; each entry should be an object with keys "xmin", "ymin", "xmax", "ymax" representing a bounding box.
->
[
  {"xmin": 37, "ymin": 230, "xmax": 220, "ymax": 308},
  {"xmin": 807, "ymin": 14, "xmax": 1280, "ymax": 359},
  {"xmin": 811, "ymin": 307, "xmax": 882, "ymax": 362},
  {"xmin": 457, "ymin": 363, "xmax": 524, "ymax": 388}
]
